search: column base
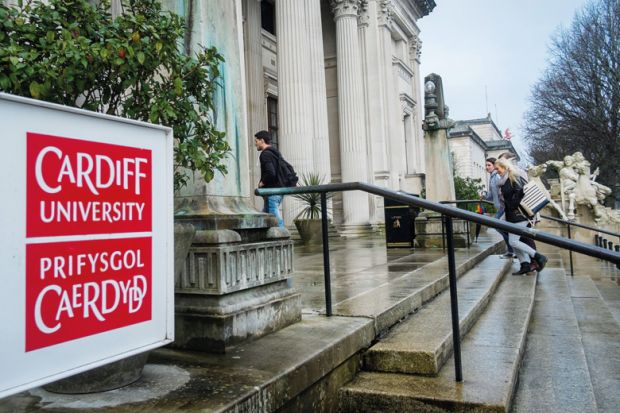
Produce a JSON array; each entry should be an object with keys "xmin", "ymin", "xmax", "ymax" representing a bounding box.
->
[
  {"xmin": 173, "ymin": 280, "xmax": 301, "ymax": 353},
  {"xmin": 336, "ymin": 224, "xmax": 375, "ymax": 239},
  {"xmin": 414, "ymin": 212, "xmax": 469, "ymax": 248}
]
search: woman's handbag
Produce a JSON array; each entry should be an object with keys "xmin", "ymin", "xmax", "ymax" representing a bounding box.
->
[{"xmin": 519, "ymin": 180, "xmax": 550, "ymax": 218}]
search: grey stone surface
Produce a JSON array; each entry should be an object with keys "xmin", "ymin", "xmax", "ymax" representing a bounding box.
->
[
  {"xmin": 0, "ymin": 315, "xmax": 374, "ymax": 412},
  {"xmin": 340, "ymin": 268, "xmax": 537, "ymax": 412},
  {"xmin": 513, "ymin": 255, "xmax": 598, "ymax": 413},
  {"xmin": 193, "ymin": 229, "xmax": 241, "ymax": 245},
  {"xmin": 28, "ymin": 365, "xmax": 190, "ymax": 409},
  {"xmin": 43, "ymin": 352, "xmax": 150, "ymax": 394},
  {"xmin": 265, "ymin": 226, "xmax": 291, "ymax": 239},
  {"xmin": 568, "ymin": 271, "xmax": 620, "ymax": 412},
  {"xmin": 174, "ymin": 222, "xmax": 196, "ymax": 280},
  {"xmin": 364, "ymin": 256, "xmax": 510, "ymax": 374}
]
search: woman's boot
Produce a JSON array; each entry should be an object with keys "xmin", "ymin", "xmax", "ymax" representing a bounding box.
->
[
  {"xmin": 512, "ymin": 262, "xmax": 532, "ymax": 275},
  {"xmin": 533, "ymin": 253, "xmax": 548, "ymax": 272}
]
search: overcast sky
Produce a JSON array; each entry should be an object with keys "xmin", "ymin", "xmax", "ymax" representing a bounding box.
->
[{"xmin": 418, "ymin": 0, "xmax": 590, "ymax": 159}]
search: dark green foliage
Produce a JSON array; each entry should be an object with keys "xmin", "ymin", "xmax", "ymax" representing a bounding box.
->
[
  {"xmin": 0, "ymin": 0, "xmax": 229, "ymax": 189},
  {"xmin": 292, "ymin": 173, "xmax": 333, "ymax": 220},
  {"xmin": 454, "ymin": 175, "xmax": 485, "ymax": 212}
]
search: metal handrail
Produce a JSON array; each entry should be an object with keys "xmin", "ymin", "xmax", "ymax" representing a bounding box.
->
[
  {"xmin": 256, "ymin": 182, "xmax": 620, "ymax": 383},
  {"xmin": 539, "ymin": 214, "xmax": 620, "ymax": 275},
  {"xmin": 541, "ymin": 214, "xmax": 620, "ymax": 238},
  {"xmin": 258, "ymin": 182, "xmax": 620, "ymax": 263}
]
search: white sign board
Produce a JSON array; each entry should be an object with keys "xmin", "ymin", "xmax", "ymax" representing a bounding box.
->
[{"xmin": 0, "ymin": 93, "xmax": 174, "ymax": 398}]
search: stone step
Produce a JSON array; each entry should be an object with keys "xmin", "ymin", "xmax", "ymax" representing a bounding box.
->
[
  {"xmin": 339, "ymin": 270, "xmax": 537, "ymax": 413},
  {"xmin": 332, "ymin": 240, "xmax": 503, "ymax": 335},
  {"xmin": 512, "ymin": 258, "xmax": 598, "ymax": 413},
  {"xmin": 567, "ymin": 271, "xmax": 620, "ymax": 412},
  {"xmin": 364, "ymin": 256, "xmax": 512, "ymax": 375}
]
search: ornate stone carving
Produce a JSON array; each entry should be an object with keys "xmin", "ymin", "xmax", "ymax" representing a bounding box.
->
[
  {"xmin": 544, "ymin": 152, "xmax": 616, "ymax": 223},
  {"xmin": 414, "ymin": 0, "xmax": 437, "ymax": 17},
  {"xmin": 358, "ymin": 0, "xmax": 370, "ymax": 27},
  {"xmin": 423, "ymin": 73, "xmax": 453, "ymax": 130},
  {"xmin": 378, "ymin": 0, "xmax": 393, "ymax": 27},
  {"xmin": 408, "ymin": 35, "xmax": 419, "ymax": 61},
  {"xmin": 331, "ymin": 0, "xmax": 361, "ymax": 20}
]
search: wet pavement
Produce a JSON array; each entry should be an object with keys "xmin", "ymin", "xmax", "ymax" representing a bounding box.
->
[{"xmin": 2, "ymin": 231, "xmax": 619, "ymax": 412}]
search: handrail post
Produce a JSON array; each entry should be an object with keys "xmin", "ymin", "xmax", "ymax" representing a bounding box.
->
[
  {"xmin": 444, "ymin": 215, "xmax": 463, "ymax": 382},
  {"xmin": 615, "ymin": 245, "xmax": 620, "ymax": 270},
  {"xmin": 321, "ymin": 193, "xmax": 332, "ymax": 316},
  {"xmin": 441, "ymin": 216, "xmax": 446, "ymax": 251},
  {"xmin": 567, "ymin": 224, "xmax": 574, "ymax": 277}
]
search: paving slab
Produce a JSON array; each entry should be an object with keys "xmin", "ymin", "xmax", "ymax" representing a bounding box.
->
[
  {"xmin": 339, "ymin": 269, "xmax": 537, "ymax": 413},
  {"xmin": 364, "ymin": 256, "xmax": 511, "ymax": 375},
  {"xmin": 513, "ymin": 260, "xmax": 598, "ymax": 413},
  {"xmin": 569, "ymin": 275, "xmax": 620, "ymax": 412},
  {"xmin": 0, "ymin": 315, "xmax": 374, "ymax": 413}
]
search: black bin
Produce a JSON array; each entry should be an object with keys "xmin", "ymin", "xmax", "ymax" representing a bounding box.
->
[{"xmin": 384, "ymin": 193, "xmax": 420, "ymax": 248}]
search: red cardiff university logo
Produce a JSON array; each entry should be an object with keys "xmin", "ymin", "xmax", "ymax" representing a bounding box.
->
[{"xmin": 25, "ymin": 132, "xmax": 153, "ymax": 351}]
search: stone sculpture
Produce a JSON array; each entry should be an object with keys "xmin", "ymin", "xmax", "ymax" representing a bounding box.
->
[{"xmin": 543, "ymin": 152, "xmax": 615, "ymax": 223}]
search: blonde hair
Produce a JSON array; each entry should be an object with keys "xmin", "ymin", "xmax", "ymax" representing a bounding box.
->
[{"xmin": 495, "ymin": 158, "xmax": 518, "ymax": 184}]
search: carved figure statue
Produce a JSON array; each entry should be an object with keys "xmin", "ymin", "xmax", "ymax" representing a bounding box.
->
[
  {"xmin": 546, "ymin": 155, "xmax": 578, "ymax": 217},
  {"xmin": 546, "ymin": 152, "xmax": 615, "ymax": 223},
  {"xmin": 527, "ymin": 163, "xmax": 568, "ymax": 220}
]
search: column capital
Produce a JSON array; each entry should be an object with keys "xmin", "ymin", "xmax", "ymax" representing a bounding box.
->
[
  {"xmin": 378, "ymin": 0, "xmax": 393, "ymax": 27},
  {"xmin": 331, "ymin": 0, "xmax": 361, "ymax": 20},
  {"xmin": 358, "ymin": 0, "xmax": 370, "ymax": 27},
  {"xmin": 409, "ymin": 35, "xmax": 422, "ymax": 61}
]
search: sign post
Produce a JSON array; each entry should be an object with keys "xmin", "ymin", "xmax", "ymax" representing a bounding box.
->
[{"xmin": 0, "ymin": 93, "xmax": 174, "ymax": 399}]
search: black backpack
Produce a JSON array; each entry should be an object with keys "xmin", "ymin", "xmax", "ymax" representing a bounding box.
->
[{"xmin": 269, "ymin": 148, "xmax": 298, "ymax": 187}]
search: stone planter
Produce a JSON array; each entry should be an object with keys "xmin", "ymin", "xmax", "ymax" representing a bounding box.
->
[{"xmin": 294, "ymin": 219, "xmax": 324, "ymax": 244}]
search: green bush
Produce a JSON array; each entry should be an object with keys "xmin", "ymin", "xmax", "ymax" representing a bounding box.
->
[{"xmin": 0, "ymin": 0, "xmax": 229, "ymax": 189}]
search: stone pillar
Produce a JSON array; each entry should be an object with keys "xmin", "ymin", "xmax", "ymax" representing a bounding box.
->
[
  {"xmin": 305, "ymin": 0, "xmax": 331, "ymax": 182},
  {"xmin": 358, "ymin": 1, "xmax": 378, "ymax": 224},
  {"xmin": 276, "ymin": 0, "xmax": 314, "ymax": 222},
  {"xmin": 166, "ymin": 0, "xmax": 300, "ymax": 353},
  {"xmin": 422, "ymin": 74, "xmax": 455, "ymax": 202},
  {"xmin": 243, "ymin": 0, "xmax": 267, "ymax": 204},
  {"xmin": 409, "ymin": 35, "xmax": 425, "ymax": 174},
  {"xmin": 331, "ymin": 0, "xmax": 370, "ymax": 229},
  {"xmin": 378, "ymin": 0, "xmax": 404, "ymax": 189}
]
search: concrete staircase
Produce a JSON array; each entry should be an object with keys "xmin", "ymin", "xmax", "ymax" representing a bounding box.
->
[
  {"xmin": 340, "ymin": 248, "xmax": 620, "ymax": 413},
  {"xmin": 340, "ymin": 256, "xmax": 537, "ymax": 412},
  {"xmin": 4, "ymin": 238, "xmax": 618, "ymax": 412}
]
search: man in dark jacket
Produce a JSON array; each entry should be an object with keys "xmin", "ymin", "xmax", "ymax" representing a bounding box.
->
[{"xmin": 255, "ymin": 130, "xmax": 284, "ymax": 227}]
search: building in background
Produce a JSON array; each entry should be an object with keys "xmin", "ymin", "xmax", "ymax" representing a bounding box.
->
[
  {"xmin": 245, "ymin": 0, "xmax": 436, "ymax": 235},
  {"xmin": 448, "ymin": 114, "xmax": 517, "ymax": 190}
]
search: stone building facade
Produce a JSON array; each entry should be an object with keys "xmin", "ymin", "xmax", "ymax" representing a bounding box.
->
[
  {"xmin": 245, "ymin": 0, "xmax": 436, "ymax": 234},
  {"xmin": 448, "ymin": 115, "xmax": 517, "ymax": 190}
]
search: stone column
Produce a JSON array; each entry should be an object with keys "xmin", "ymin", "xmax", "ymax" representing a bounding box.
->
[
  {"xmin": 358, "ymin": 1, "xmax": 377, "ymax": 224},
  {"xmin": 331, "ymin": 0, "xmax": 370, "ymax": 228},
  {"xmin": 276, "ymin": 0, "xmax": 314, "ymax": 222},
  {"xmin": 378, "ymin": 0, "xmax": 404, "ymax": 189},
  {"xmin": 305, "ymin": 0, "xmax": 331, "ymax": 182},
  {"xmin": 243, "ymin": 0, "xmax": 266, "ymax": 202},
  {"xmin": 409, "ymin": 34, "xmax": 425, "ymax": 174},
  {"xmin": 362, "ymin": 0, "xmax": 388, "ymax": 175}
]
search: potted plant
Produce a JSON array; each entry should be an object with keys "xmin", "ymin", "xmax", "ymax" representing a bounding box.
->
[{"xmin": 292, "ymin": 173, "xmax": 332, "ymax": 244}]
